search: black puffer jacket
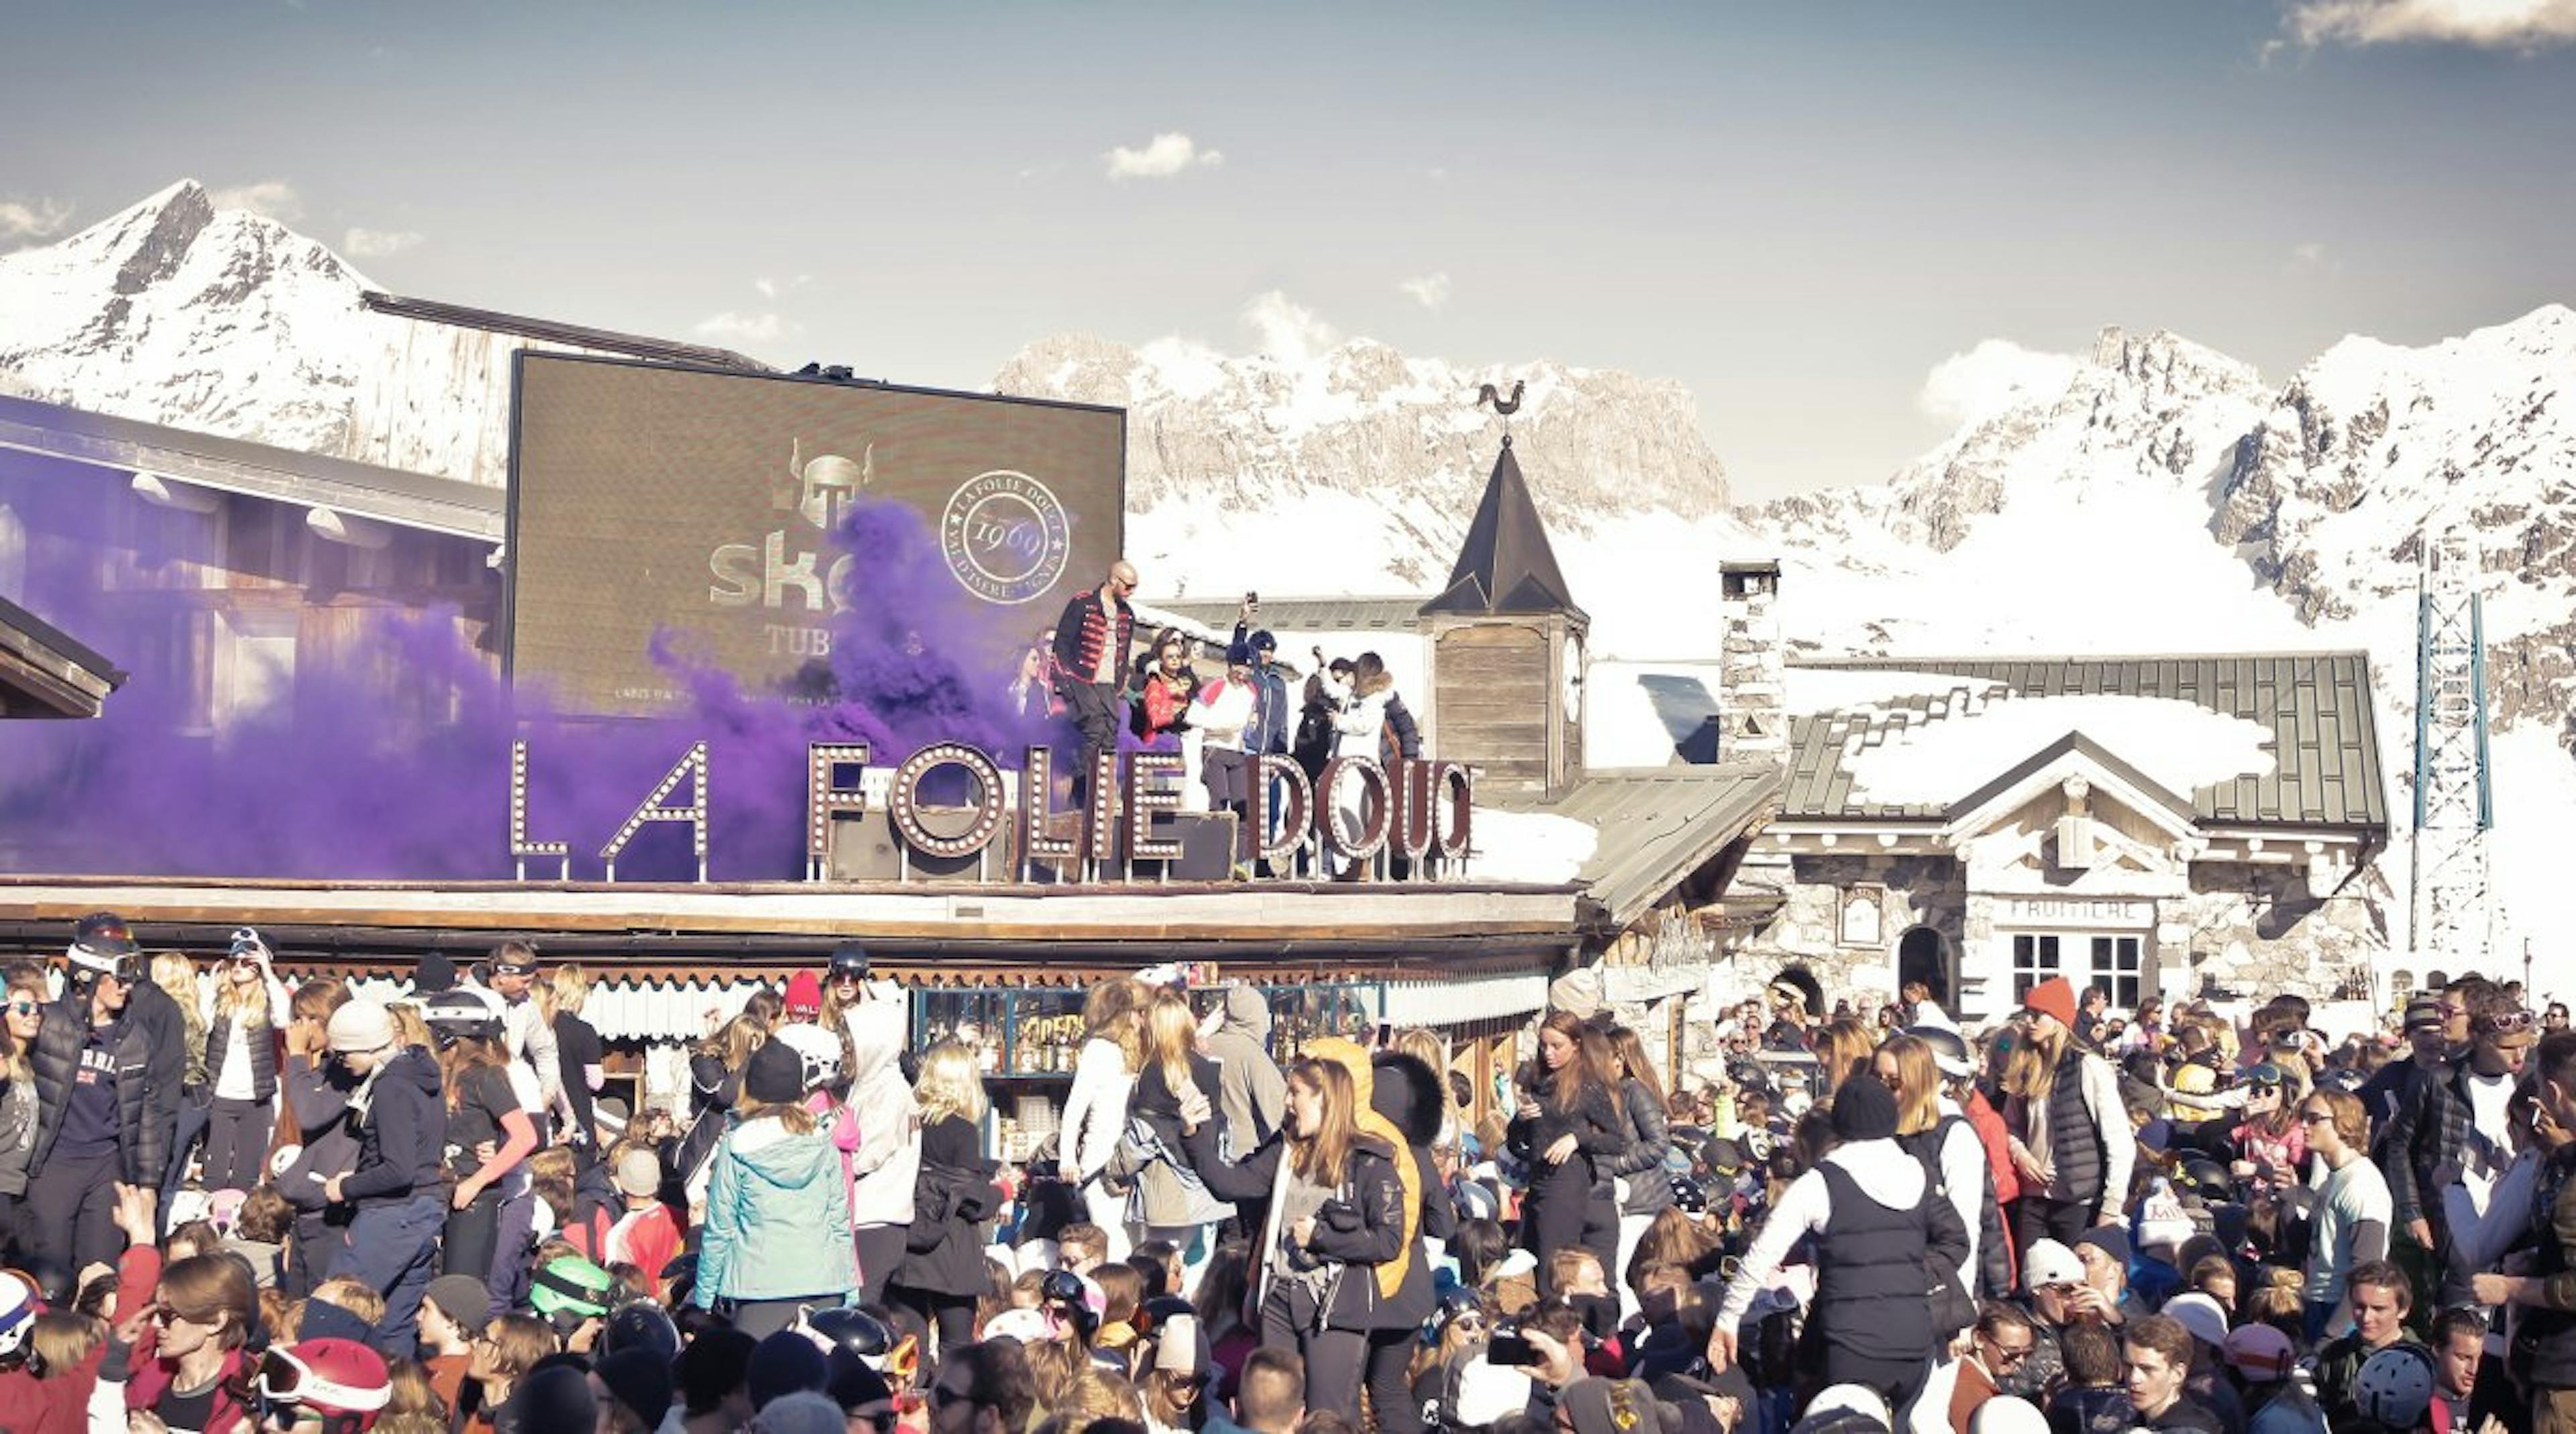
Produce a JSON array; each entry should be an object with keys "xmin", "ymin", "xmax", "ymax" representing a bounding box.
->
[
  {"xmin": 1611, "ymin": 1079, "xmax": 1672, "ymax": 1217},
  {"xmin": 29, "ymin": 980, "xmax": 185, "ymax": 1184},
  {"xmin": 203, "ymin": 1007, "xmax": 279, "ymax": 1103}
]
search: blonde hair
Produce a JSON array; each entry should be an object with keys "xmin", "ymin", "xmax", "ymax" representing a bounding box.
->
[
  {"xmin": 28, "ymin": 1311, "xmax": 102, "ymax": 1372},
  {"xmin": 311, "ymin": 1276, "xmax": 386, "ymax": 1327},
  {"xmin": 1878, "ymin": 1035, "xmax": 1943, "ymax": 1137},
  {"xmin": 1, "ymin": 970, "xmax": 42, "ymax": 1083},
  {"xmin": 387, "ymin": 1003, "xmax": 431, "ymax": 1054},
  {"xmin": 1147, "ymin": 987, "xmax": 1199, "ymax": 1095},
  {"xmin": 149, "ymin": 951, "xmax": 198, "ymax": 1007},
  {"xmin": 544, "ymin": 964, "xmax": 590, "ymax": 1020},
  {"xmin": 1815, "ymin": 1019, "xmax": 1875, "ymax": 1096},
  {"xmin": 213, "ymin": 953, "xmax": 273, "ymax": 1024},
  {"xmin": 734, "ymin": 1095, "xmax": 818, "ymax": 1137},
  {"xmin": 916, "ymin": 1040, "xmax": 989, "ymax": 1127}
]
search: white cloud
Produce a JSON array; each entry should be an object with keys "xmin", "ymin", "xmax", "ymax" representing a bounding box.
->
[
  {"xmin": 0, "ymin": 196, "xmax": 74, "ymax": 245},
  {"xmin": 1917, "ymin": 339, "xmax": 2084, "ymax": 426},
  {"xmin": 342, "ymin": 227, "xmax": 423, "ymax": 258},
  {"xmin": 2290, "ymin": 239, "xmax": 2334, "ymax": 271},
  {"xmin": 209, "ymin": 180, "xmax": 304, "ymax": 222},
  {"xmin": 694, "ymin": 311, "xmax": 800, "ymax": 345},
  {"xmin": 2279, "ymin": 0, "xmax": 2576, "ymax": 49},
  {"xmin": 1104, "ymin": 131, "xmax": 1224, "ymax": 181},
  {"xmin": 1240, "ymin": 291, "xmax": 1340, "ymax": 364},
  {"xmin": 1397, "ymin": 272, "xmax": 1453, "ymax": 312},
  {"xmin": 751, "ymin": 274, "xmax": 812, "ymax": 300}
]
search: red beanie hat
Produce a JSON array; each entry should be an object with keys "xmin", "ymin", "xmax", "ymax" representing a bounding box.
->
[
  {"xmin": 785, "ymin": 971, "xmax": 824, "ymax": 1015},
  {"xmin": 2024, "ymin": 976, "xmax": 2078, "ymax": 1032}
]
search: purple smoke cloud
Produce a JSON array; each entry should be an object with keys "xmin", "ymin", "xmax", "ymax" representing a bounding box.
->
[{"xmin": 0, "ymin": 451, "xmax": 1064, "ymax": 881}]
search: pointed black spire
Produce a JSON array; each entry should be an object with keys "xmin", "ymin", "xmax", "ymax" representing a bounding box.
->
[{"xmin": 1420, "ymin": 437, "xmax": 1587, "ymax": 622}]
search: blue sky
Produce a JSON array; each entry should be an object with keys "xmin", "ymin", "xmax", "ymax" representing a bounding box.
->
[{"xmin": 3, "ymin": 0, "xmax": 2573, "ymax": 498}]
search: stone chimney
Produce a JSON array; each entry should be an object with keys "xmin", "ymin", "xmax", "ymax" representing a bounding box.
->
[{"xmin": 1717, "ymin": 561, "xmax": 1785, "ymax": 765}]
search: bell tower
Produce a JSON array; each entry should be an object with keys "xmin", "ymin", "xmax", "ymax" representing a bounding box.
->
[{"xmin": 1419, "ymin": 424, "xmax": 1588, "ymax": 800}]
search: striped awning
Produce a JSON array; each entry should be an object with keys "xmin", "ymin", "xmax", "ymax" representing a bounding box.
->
[
  {"xmin": 348, "ymin": 975, "xmax": 775, "ymax": 1043},
  {"xmin": 1379, "ymin": 972, "xmax": 1548, "ymax": 1028}
]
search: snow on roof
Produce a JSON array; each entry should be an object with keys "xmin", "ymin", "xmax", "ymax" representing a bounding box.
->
[
  {"xmin": 1465, "ymin": 806, "xmax": 1598, "ymax": 885},
  {"xmin": 1841, "ymin": 693, "xmax": 2276, "ymax": 810}
]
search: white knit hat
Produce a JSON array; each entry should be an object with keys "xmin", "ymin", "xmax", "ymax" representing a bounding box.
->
[{"xmin": 325, "ymin": 1000, "xmax": 396, "ymax": 1054}]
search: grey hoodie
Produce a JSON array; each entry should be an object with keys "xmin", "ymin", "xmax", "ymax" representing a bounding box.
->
[{"xmin": 1205, "ymin": 987, "xmax": 1286, "ymax": 1155}]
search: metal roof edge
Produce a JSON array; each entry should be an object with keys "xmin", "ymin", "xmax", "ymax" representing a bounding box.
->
[
  {"xmin": 1792, "ymin": 649, "xmax": 2373, "ymax": 668},
  {"xmin": 0, "ymin": 393, "xmax": 504, "ymax": 541}
]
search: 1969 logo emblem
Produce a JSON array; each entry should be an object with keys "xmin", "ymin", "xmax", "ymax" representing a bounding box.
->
[{"xmin": 940, "ymin": 471, "xmax": 1072, "ymax": 605}]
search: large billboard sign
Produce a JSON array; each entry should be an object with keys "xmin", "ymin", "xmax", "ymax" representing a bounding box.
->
[{"xmin": 506, "ymin": 353, "xmax": 1125, "ymax": 716}]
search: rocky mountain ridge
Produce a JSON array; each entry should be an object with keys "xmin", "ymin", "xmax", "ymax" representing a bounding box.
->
[{"xmin": 0, "ymin": 179, "xmax": 614, "ymax": 489}]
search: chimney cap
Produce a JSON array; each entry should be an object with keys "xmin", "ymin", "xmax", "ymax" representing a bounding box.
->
[{"xmin": 1719, "ymin": 560, "xmax": 1783, "ymax": 577}]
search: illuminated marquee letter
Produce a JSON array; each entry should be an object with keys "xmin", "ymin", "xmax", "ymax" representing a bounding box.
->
[
  {"xmin": 1387, "ymin": 758, "xmax": 1434, "ymax": 875},
  {"xmin": 1318, "ymin": 756, "xmax": 1391, "ymax": 865},
  {"xmin": 1086, "ymin": 751, "xmax": 1122, "ymax": 867},
  {"xmin": 1430, "ymin": 761, "xmax": 1474, "ymax": 862},
  {"xmin": 1020, "ymin": 747, "xmax": 1083, "ymax": 871},
  {"xmin": 805, "ymin": 742, "xmax": 870, "ymax": 880},
  {"xmin": 1124, "ymin": 752, "xmax": 1185, "ymax": 863},
  {"xmin": 601, "ymin": 741, "xmax": 710, "ymax": 883},
  {"xmin": 1251, "ymin": 753, "xmax": 1312, "ymax": 871},
  {"xmin": 888, "ymin": 743, "xmax": 1006, "ymax": 860},
  {"xmin": 509, "ymin": 740, "xmax": 570, "ymax": 881}
]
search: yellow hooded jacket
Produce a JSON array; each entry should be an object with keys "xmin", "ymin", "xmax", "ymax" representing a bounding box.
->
[{"xmin": 1303, "ymin": 1036, "xmax": 1422, "ymax": 1301}]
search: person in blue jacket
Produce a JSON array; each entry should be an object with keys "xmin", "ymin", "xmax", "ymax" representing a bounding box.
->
[{"xmin": 694, "ymin": 1036, "xmax": 859, "ymax": 1339}]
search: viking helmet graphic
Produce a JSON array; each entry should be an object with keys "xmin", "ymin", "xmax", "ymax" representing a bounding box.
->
[{"xmin": 785, "ymin": 437, "xmax": 873, "ymax": 529}]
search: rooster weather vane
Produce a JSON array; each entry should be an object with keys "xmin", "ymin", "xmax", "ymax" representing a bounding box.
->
[{"xmin": 1475, "ymin": 380, "xmax": 1525, "ymax": 446}]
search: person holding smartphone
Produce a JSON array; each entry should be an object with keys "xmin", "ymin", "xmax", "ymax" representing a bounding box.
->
[{"xmin": 1175, "ymin": 1050, "xmax": 1409, "ymax": 1423}]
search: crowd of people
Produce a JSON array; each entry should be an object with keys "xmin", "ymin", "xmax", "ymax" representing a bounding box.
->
[{"xmin": 1, "ymin": 906, "xmax": 2571, "ymax": 1434}]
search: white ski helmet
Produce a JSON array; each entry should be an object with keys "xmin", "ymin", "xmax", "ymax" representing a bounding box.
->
[
  {"xmin": 0, "ymin": 1272, "xmax": 36, "ymax": 1363},
  {"xmin": 2353, "ymin": 1343, "xmax": 2436, "ymax": 1429},
  {"xmin": 775, "ymin": 1022, "xmax": 843, "ymax": 1093}
]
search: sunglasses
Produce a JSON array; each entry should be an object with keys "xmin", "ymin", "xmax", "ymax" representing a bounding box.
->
[
  {"xmin": 1986, "ymin": 1341, "xmax": 2033, "ymax": 1366},
  {"xmin": 2483, "ymin": 1010, "xmax": 2539, "ymax": 1036},
  {"xmin": 4, "ymin": 1000, "xmax": 37, "ymax": 1017},
  {"xmin": 2298, "ymin": 1109, "xmax": 2334, "ymax": 1125},
  {"xmin": 2246, "ymin": 1081, "xmax": 2279, "ymax": 1093}
]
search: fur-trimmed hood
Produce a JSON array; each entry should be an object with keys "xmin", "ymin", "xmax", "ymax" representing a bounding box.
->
[{"xmin": 1370, "ymin": 1051, "xmax": 1446, "ymax": 1149}]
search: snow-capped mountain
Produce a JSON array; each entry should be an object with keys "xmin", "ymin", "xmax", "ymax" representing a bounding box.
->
[
  {"xmin": 994, "ymin": 330, "xmax": 1729, "ymax": 593},
  {"xmin": 0, "ymin": 179, "xmax": 617, "ymax": 488},
  {"xmin": 5, "ymin": 181, "xmax": 2572, "ymax": 952},
  {"xmin": 2213, "ymin": 307, "xmax": 2576, "ymax": 728}
]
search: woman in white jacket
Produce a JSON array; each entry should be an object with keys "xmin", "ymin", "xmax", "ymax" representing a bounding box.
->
[
  {"xmin": 1059, "ymin": 978, "xmax": 1146, "ymax": 1262},
  {"xmin": 1193, "ymin": 653, "xmax": 1258, "ymax": 821},
  {"xmin": 1324, "ymin": 655, "xmax": 1396, "ymax": 877}
]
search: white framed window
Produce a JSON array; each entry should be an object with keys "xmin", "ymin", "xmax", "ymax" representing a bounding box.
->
[
  {"xmin": 2011, "ymin": 934, "xmax": 2061, "ymax": 1002},
  {"xmin": 2091, "ymin": 935, "xmax": 2145, "ymax": 1009}
]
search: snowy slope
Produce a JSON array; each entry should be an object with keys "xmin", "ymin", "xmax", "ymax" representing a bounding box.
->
[
  {"xmin": 995, "ymin": 330, "xmax": 1731, "ymax": 594},
  {"xmin": 0, "ymin": 179, "xmax": 608, "ymax": 488}
]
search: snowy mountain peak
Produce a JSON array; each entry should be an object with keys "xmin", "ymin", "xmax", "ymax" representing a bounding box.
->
[{"xmin": 996, "ymin": 321, "xmax": 1728, "ymax": 594}]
